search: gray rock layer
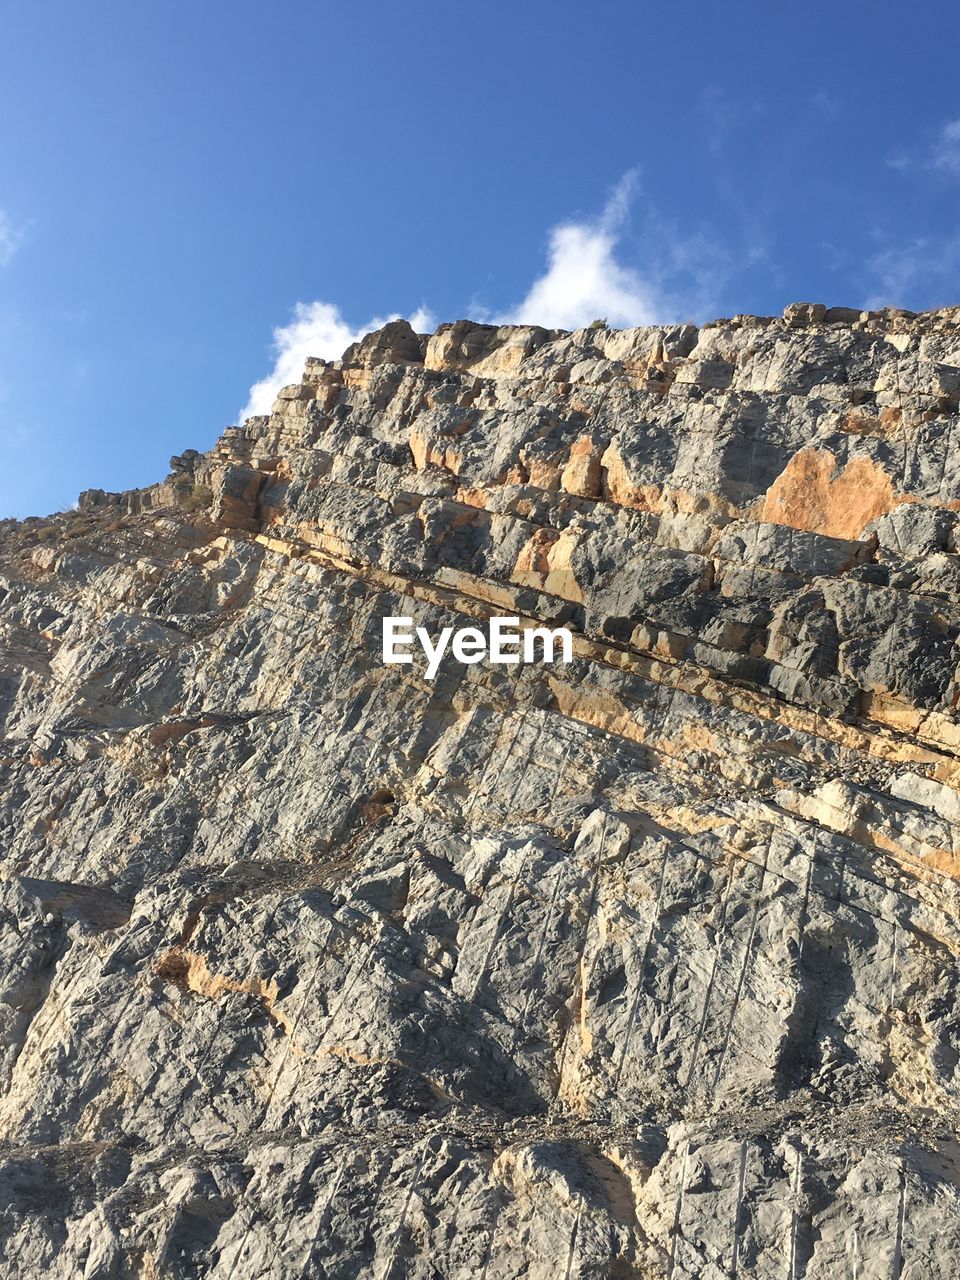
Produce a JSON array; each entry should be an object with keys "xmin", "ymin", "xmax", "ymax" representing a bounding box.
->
[{"xmin": 3, "ymin": 305, "xmax": 960, "ymax": 1277}]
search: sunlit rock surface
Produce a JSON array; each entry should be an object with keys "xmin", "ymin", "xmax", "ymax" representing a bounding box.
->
[{"xmin": 2, "ymin": 304, "xmax": 960, "ymax": 1276}]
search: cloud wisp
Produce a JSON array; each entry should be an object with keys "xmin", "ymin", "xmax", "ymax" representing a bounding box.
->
[
  {"xmin": 497, "ymin": 171, "xmax": 664, "ymax": 330},
  {"xmin": 498, "ymin": 172, "xmax": 733, "ymax": 329},
  {"xmin": 887, "ymin": 117, "xmax": 960, "ymax": 180},
  {"xmin": 932, "ymin": 119, "xmax": 960, "ymax": 178},
  {"xmin": 872, "ymin": 117, "xmax": 960, "ymax": 308},
  {"xmin": 864, "ymin": 233, "xmax": 960, "ymax": 311},
  {"xmin": 0, "ymin": 210, "xmax": 22, "ymax": 267}
]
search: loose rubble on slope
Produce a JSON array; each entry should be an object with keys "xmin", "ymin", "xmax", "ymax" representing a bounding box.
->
[{"xmin": 2, "ymin": 303, "xmax": 960, "ymax": 1277}]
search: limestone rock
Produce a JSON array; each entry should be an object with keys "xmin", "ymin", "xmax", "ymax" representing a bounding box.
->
[{"xmin": 1, "ymin": 306, "xmax": 960, "ymax": 1276}]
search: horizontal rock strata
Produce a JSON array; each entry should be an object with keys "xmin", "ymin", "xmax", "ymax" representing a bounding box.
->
[{"xmin": 2, "ymin": 304, "xmax": 960, "ymax": 1276}]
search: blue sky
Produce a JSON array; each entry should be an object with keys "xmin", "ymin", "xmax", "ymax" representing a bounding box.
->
[{"xmin": 1, "ymin": 1, "xmax": 959, "ymax": 517}]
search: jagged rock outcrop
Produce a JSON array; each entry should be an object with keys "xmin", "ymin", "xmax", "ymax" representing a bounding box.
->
[{"xmin": 2, "ymin": 303, "xmax": 960, "ymax": 1277}]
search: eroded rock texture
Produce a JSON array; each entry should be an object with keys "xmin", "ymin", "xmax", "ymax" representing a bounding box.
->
[{"xmin": 2, "ymin": 305, "xmax": 960, "ymax": 1277}]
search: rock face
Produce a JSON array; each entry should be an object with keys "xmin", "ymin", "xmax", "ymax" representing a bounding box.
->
[{"xmin": 2, "ymin": 304, "xmax": 960, "ymax": 1277}]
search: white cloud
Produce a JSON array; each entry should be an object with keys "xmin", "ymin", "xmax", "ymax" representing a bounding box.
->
[
  {"xmin": 0, "ymin": 210, "xmax": 22, "ymax": 266},
  {"xmin": 932, "ymin": 118, "xmax": 960, "ymax": 177},
  {"xmin": 499, "ymin": 172, "xmax": 664, "ymax": 330},
  {"xmin": 239, "ymin": 300, "xmax": 434, "ymax": 421},
  {"xmin": 497, "ymin": 171, "xmax": 731, "ymax": 330}
]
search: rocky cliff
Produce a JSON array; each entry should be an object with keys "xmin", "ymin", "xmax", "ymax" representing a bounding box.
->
[{"xmin": 2, "ymin": 303, "xmax": 960, "ymax": 1277}]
